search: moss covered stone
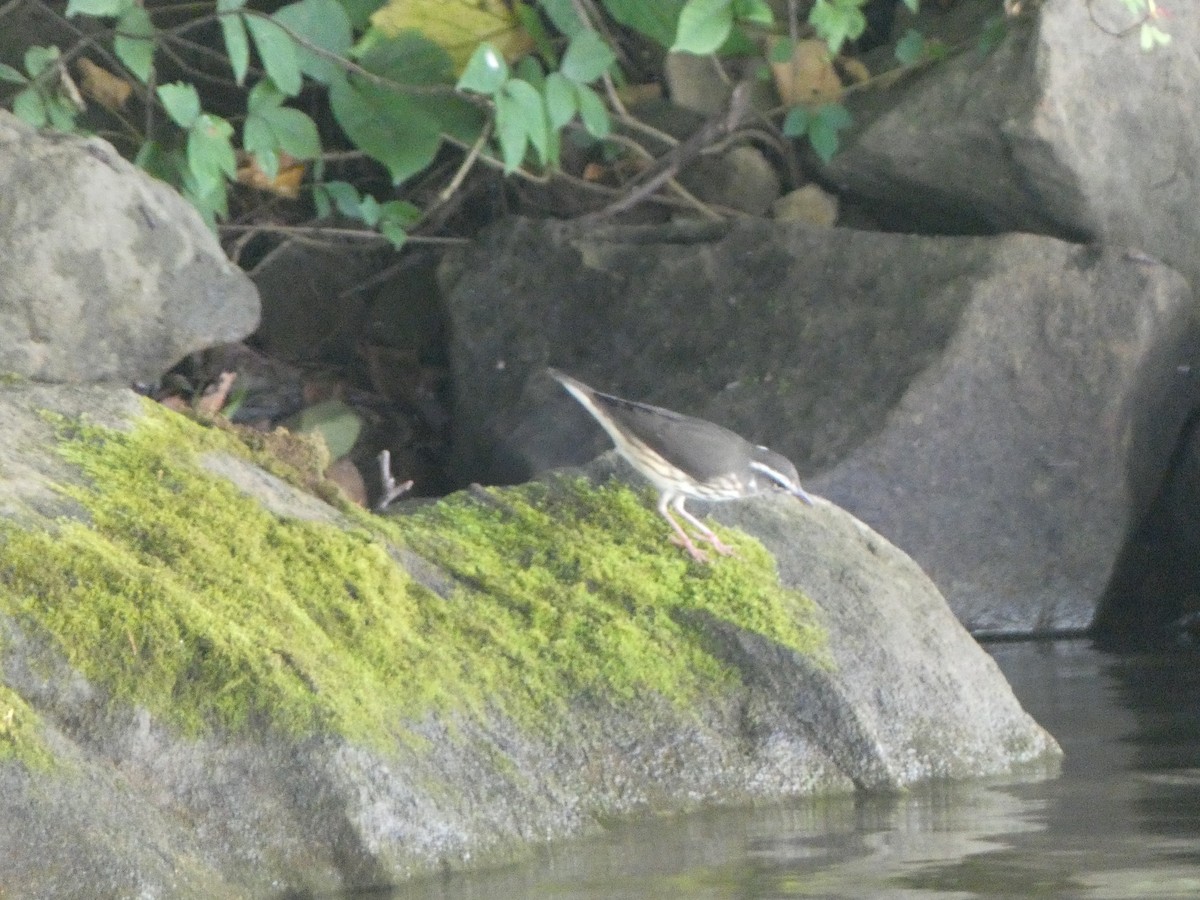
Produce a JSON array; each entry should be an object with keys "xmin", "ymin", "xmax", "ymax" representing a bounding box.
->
[
  {"xmin": 0, "ymin": 681, "xmax": 53, "ymax": 768},
  {"xmin": 0, "ymin": 400, "xmax": 825, "ymax": 753}
]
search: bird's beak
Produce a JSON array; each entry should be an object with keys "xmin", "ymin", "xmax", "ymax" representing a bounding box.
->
[{"xmin": 792, "ymin": 485, "xmax": 816, "ymax": 505}]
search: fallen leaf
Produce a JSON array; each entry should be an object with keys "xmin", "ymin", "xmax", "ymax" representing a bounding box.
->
[
  {"xmin": 77, "ymin": 58, "xmax": 132, "ymax": 111},
  {"xmin": 770, "ymin": 38, "xmax": 844, "ymax": 106}
]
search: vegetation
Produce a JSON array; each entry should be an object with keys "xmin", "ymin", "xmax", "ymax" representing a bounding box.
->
[
  {"xmin": 0, "ymin": 403, "xmax": 827, "ymax": 754},
  {"xmin": 0, "ymin": 0, "xmax": 1172, "ymax": 249},
  {"xmin": 0, "ymin": 0, "xmax": 927, "ymax": 245}
]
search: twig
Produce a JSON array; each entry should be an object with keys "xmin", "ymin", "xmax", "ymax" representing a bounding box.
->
[
  {"xmin": 581, "ymin": 79, "xmax": 755, "ymax": 221},
  {"xmin": 374, "ymin": 449, "xmax": 414, "ymax": 511},
  {"xmin": 438, "ymin": 120, "xmax": 492, "ymax": 204}
]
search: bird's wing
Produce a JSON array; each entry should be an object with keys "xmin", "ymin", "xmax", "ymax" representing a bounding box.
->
[{"xmin": 590, "ymin": 391, "xmax": 752, "ymax": 483}]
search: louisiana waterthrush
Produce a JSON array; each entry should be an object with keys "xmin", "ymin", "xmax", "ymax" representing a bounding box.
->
[{"xmin": 549, "ymin": 368, "xmax": 814, "ymax": 562}]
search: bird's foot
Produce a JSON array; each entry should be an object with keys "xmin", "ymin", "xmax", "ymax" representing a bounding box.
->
[
  {"xmin": 669, "ymin": 533, "xmax": 710, "ymax": 563},
  {"xmin": 702, "ymin": 533, "xmax": 736, "ymax": 556}
]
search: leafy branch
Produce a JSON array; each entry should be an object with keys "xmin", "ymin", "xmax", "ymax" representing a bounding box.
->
[{"xmin": 7, "ymin": 0, "xmax": 1154, "ymax": 250}]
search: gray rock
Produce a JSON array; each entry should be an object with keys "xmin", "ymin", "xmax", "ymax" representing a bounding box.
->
[
  {"xmin": 439, "ymin": 217, "xmax": 1199, "ymax": 633},
  {"xmin": 0, "ymin": 382, "xmax": 1058, "ymax": 895},
  {"xmin": 824, "ymin": 1, "xmax": 1200, "ymax": 295},
  {"xmin": 0, "ymin": 111, "xmax": 259, "ymax": 383},
  {"xmin": 678, "ymin": 144, "xmax": 782, "ymax": 216}
]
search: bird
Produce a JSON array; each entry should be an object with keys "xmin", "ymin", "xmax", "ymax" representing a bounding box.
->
[{"xmin": 548, "ymin": 368, "xmax": 814, "ymax": 562}]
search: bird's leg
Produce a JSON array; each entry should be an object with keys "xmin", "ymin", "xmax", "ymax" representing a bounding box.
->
[
  {"xmin": 672, "ymin": 496, "xmax": 735, "ymax": 557},
  {"xmin": 657, "ymin": 494, "xmax": 709, "ymax": 562}
]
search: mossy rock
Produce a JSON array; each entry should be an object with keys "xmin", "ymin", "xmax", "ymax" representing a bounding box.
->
[{"xmin": 0, "ymin": 382, "xmax": 1059, "ymax": 895}]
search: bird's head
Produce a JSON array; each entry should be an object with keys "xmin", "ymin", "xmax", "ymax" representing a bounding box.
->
[{"xmin": 748, "ymin": 446, "xmax": 815, "ymax": 505}]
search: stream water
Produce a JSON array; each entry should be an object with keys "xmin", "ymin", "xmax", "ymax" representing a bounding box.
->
[{"xmin": 388, "ymin": 641, "xmax": 1200, "ymax": 899}]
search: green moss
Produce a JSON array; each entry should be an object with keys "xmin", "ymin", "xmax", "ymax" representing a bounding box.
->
[
  {"xmin": 0, "ymin": 681, "xmax": 54, "ymax": 769},
  {"xmin": 390, "ymin": 479, "xmax": 828, "ymax": 721},
  {"xmin": 0, "ymin": 401, "xmax": 826, "ymax": 752}
]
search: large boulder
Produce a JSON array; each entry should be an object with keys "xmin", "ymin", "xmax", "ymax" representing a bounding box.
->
[
  {"xmin": 439, "ymin": 217, "xmax": 1199, "ymax": 633},
  {"xmin": 0, "ymin": 382, "xmax": 1057, "ymax": 896},
  {"xmin": 827, "ymin": 1, "xmax": 1200, "ymax": 293},
  {"xmin": 0, "ymin": 111, "xmax": 259, "ymax": 383}
]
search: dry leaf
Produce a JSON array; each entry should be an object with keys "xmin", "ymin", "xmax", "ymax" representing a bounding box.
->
[
  {"xmin": 77, "ymin": 58, "xmax": 132, "ymax": 111},
  {"xmin": 236, "ymin": 152, "xmax": 306, "ymax": 198},
  {"xmin": 770, "ymin": 38, "xmax": 843, "ymax": 106},
  {"xmin": 837, "ymin": 57, "xmax": 871, "ymax": 86},
  {"xmin": 370, "ymin": 0, "xmax": 532, "ymax": 72},
  {"xmin": 325, "ymin": 456, "xmax": 368, "ymax": 507}
]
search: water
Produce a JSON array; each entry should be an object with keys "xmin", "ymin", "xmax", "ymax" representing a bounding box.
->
[{"xmin": 388, "ymin": 641, "xmax": 1200, "ymax": 899}]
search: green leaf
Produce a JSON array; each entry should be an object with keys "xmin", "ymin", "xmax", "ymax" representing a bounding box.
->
[
  {"xmin": 246, "ymin": 14, "xmax": 303, "ymax": 96},
  {"xmin": 243, "ymin": 116, "xmax": 279, "ymax": 179},
  {"xmin": 734, "ymin": 0, "xmax": 774, "ymax": 26},
  {"xmin": 807, "ymin": 103, "xmax": 851, "ymax": 163},
  {"xmin": 894, "ymin": 28, "xmax": 925, "ymax": 65},
  {"xmin": 65, "ymin": 0, "xmax": 129, "ymax": 17},
  {"xmin": 12, "ymin": 88, "xmax": 48, "ymax": 128},
  {"xmin": 247, "ymin": 77, "xmax": 285, "ymax": 113},
  {"xmin": 808, "ymin": 118, "xmax": 839, "ymax": 163},
  {"xmin": 283, "ymin": 400, "xmax": 362, "ymax": 459},
  {"xmin": 327, "ymin": 30, "xmax": 480, "ymax": 185},
  {"xmin": 337, "ymin": 0, "xmax": 377, "ymax": 30},
  {"xmin": 133, "ymin": 139, "xmax": 174, "ymax": 182},
  {"xmin": 187, "ymin": 113, "xmax": 237, "ymax": 188},
  {"xmin": 672, "ymin": 0, "xmax": 734, "ymax": 55},
  {"xmin": 23, "ymin": 46, "xmax": 60, "ymax": 78},
  {"xmin": 544, "ymin": 72, "xmax": 577, "ymax": 129},
  {"xmin": 769, "ymin": 37, "xmax": 794, "ymax": 63},
  {"xmin": 380, "ymin": 198, "xmax": 420, "ymax": 226},
  {"xmin": 379, "ymin": 199, "xmax": 419, "ymax": 249},
  {"xmin": 329, "ymin": 74, "xmax": 443, "ymax": 185},
  {"xmin": 357, "ymin": 194, "xmax": 381, "ymax": 226},
  {"xmin": 114, "ymin": 5, "xmax": 155, "ymax": 82},
  {"xmin": 457, "ymin": 42, "xmax": 508, "ymax": 95},
  {"xmin": 379, "ymin": 219, "xmax": 408, "ymax": 249},
  {"xmin": 537, "ymin": 0, "xmax": 586, "ymax": 37},
  {"xmin": 158, "ymin": 82, "xmax": 201, "ymax": 127},
  {"xmin": 560, "ymin": 30, "xmax": 616, "ymax": 83},
  {"xmin": 45, "ymin": 96, "xmax": 80, "ymax": 131},
  {"xmin": 0, "ymin": 63, "xmax": 27, "ymax": 85},
  {"xmin": 781, "ymin": 105, "xmax": 809, "ymax": 138},
  {"xmin": 181, "ymin": 170, "xmax": 227, "ymax": 227},
  {"xmin": 493, "ymin": 90, "xmax": 529, "ymax": 172},
  {"xmin": 357, "ymin": 28, "xmax": 455, "ymax": 85},
  {"xmin": 218, "ymin": 0, "xmax": 250, "ymax": 85},
  {"xmin": 319, "ymin": 180, "xmax": 362, "ymax": 217},
  {"xmin": 604, "ymin": 0, "xmax": 686, "ymax": 46},
  {"xmin": 501, "ymin": 78, "xmax": 548, "ymax": 165},
  {"xmin": 817, "ymin": 102, "xmax": 851, "ymax": 130},
  {"xmin": 514, "ymin": 55, "xmax": 545, "ymax": 89},
  {"xmin": 273, "ymin": 0, "xmax": 353, "ymax": 84},
  {"xmin": 809, "ymin": 0, "xmax": 866, "ymax": 55},
  {"xmin": 575, "ymin": 83, "xmax": 609, "ymax": 138},
  {"xmin": 259, "ymin": 105, "xmax": 321, "ymax": 159}
]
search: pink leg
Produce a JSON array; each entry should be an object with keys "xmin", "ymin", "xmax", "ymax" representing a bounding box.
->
[
  {"xmin": 672, "ymin": 496, "xmax": 735, "ymax": 556},
  {"xmin": 657, "ymin": 495, "xmax": 709, "ymax": 562}
]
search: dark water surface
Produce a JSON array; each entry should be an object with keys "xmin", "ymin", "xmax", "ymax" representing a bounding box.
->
[{"xmin": 388, "ymin": 642, "xmax": 1200, "ymax": 899}]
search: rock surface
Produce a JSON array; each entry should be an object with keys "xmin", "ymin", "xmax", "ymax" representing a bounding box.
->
[
  {"xmin": 440, "ymin": 217, "xmax": 1200, "ymax": 633},
  {"xmin": 0, "ymin": 382, "xmax": 1058, "ymax": 896},
  {"xmin": 827, "ymin": 1, "xmax": 1200, "ymax": 293},
  {"xmin": 0, "ymin": 111, "xmax": 259, "ymax": 383}
]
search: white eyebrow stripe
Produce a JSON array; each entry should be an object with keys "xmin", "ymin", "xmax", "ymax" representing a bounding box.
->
[{"xmin": 748, "ymin": 460, "xmax": 796, "ymax": 488}]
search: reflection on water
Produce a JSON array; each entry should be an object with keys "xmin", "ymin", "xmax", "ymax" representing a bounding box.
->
[{"xmin": 386, "ymin": 642, "xmax": 1200, "ymax": 899}]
